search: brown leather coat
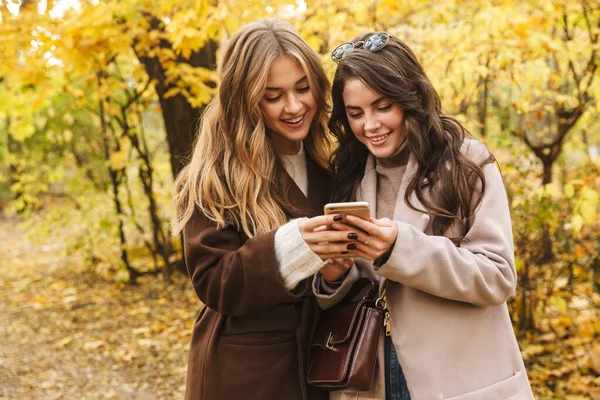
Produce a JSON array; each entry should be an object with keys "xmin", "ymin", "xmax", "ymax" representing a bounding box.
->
[{"xmin": 183, "ymin": 156, "xmax": 331, "ymax": 400}]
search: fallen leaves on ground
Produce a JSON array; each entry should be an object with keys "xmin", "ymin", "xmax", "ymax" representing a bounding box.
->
[
  {"xmin": 0, "ymin": 218, "xmax": 199, "ymax": 399},
  {"xmin": 2, "ymin": 217, "xmax": 600, "ymax": 399}
]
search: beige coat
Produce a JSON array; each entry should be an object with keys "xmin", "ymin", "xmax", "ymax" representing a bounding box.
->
[{"xmin": 314, "ymin": 140, "xmax": 534, "ymax": 400}]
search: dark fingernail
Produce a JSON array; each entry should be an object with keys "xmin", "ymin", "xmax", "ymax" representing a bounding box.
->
[
  {"xmin": 348, "ymin": 232, "xmax": 358, "ymax": 240},
  {"xmin": 347, "ymin": 243, "xmax": 357, "ymax": 250},
  {"xmin": 333, "ymin": 215, "xmax": 343, "ymax": 222},
  {"xmin": 341, "ymin": 251, "xmax": 349, "ymax": 255}
]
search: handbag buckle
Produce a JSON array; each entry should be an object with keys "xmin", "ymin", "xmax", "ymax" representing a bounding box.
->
[{"xmin": 325, "ymin": 332, "xmax": 335, "ymax": 350}]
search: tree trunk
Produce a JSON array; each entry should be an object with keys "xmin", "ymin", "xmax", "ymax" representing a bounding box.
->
[
  {"xmin": 593, "ymin": 257, "xmax": 600, "ymax": 294},
  {"xmin": 477, "ymin": 56, "xmax": 491, "ymax": 138},
  {"xmin": 518, "ymin": 263, "xmax": 534, "ymax": 334},
  {"xmin": 99, "ymin": 98, "xmax": 139, "ymax": 282},
  {"xmin": 137, "ymin": 37, "xmax": 217, "ymax": 179},
  {"xmin": 542, "ymin": 160, "xmax": 553, "ymax": 185}
]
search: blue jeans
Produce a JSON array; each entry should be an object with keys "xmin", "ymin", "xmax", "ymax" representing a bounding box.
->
[{"xmin": 384, "ymin": 335, "xmax": 411, "ymax": 400}]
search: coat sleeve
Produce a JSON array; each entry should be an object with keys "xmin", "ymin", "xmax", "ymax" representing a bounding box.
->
[
  {"xmin": 376, "ymin": 160, "xmax": 517, "ymax": 306},
  {"xmin": 183, "ymin": 212, "xmax": 310, "ymax": 317}
]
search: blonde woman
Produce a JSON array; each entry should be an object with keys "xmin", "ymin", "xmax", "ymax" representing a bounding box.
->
[{"xmin": 173, "ymin": 19, "xmax": 357, "ymax": 400}]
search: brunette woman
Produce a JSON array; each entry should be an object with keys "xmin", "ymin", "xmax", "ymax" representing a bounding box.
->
[{"xmin": 313, "ymin": 33, "xmax": 534, "ymax": 400}]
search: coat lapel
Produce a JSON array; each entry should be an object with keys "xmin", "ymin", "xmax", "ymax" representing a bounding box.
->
[
  {"xmin": 391, "ymin": 152, "xmax": 430, "ymax": 232},
  {"xmin": 305, "ymin": 155, "xmax": 332, "ymax": 217},
  {"xmin": 358, "ymin": 152, "xmax": 430, "ymax": 292},
  {"xmin": 358, "ymin": 155, "xmax": 377, "ymax": 220}
]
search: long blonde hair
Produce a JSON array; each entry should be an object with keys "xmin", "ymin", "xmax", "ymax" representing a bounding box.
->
[{"xmin": 173, "ymin": 19, "xmax": 331, "ymax": 237}]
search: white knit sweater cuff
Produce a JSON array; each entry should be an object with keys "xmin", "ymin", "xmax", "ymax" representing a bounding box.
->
[{"xmin": 275, "ymin": 218, "xmax": 326, "ymax": 290}]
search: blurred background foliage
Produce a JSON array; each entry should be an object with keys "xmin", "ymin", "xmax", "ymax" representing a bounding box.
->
[{"xmin": 1, "ymin": 0, "xmax": 600, "ymax": 397}]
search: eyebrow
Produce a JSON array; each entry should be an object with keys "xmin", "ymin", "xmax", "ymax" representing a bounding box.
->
[
  {"xmin": 345, "ymin": 96, "xmax": 386, "ymax": 109},
  {"xmin": 266, "ymin": 76, "xmax": 308, "ymax": 91}
]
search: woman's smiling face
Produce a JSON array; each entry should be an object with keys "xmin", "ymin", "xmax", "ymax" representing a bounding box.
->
[
  {"xmin": 342, "ymin": 78, "xmax": 407, "ymax": 159},
  {"xmin": 259, "ymin": 55, "xmax": 317, "ymax": 155}
]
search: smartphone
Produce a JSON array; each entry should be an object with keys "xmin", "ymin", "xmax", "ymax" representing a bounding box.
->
[
  {"xmin": 323, "ymin": 201, "xmax": 371, "ymax": 259},
  {"xmin": 324, "ymin": 201, "xmax": 371, "ymax": 221}
]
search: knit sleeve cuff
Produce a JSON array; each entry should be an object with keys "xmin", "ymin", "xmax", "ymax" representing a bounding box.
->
[{"xmin": 275, "ymin": 218, "xmax": 326, "ymax": 290}]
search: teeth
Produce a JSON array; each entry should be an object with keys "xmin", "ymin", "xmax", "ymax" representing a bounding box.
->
[
  {"xmin": 370, "ymin": 134, "xmax": 389, "ymax": 142},
  {"xmin": 284, "ymin": 115, "xmax": 303, "ymax": 124}
]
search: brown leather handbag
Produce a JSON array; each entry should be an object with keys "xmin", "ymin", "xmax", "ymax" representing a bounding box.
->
[{"xmin": 307, "ymin": 278, "xmax": 388, "ymax": 391}]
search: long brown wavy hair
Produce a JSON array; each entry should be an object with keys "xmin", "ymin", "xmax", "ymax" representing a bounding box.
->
[
  {"xmin": 173, "ymin": 19, "xmax": 332, "ymax": 237},
  {"xmin": 329, "ymin": 33, "xmax": 494, "ymax": 237}
]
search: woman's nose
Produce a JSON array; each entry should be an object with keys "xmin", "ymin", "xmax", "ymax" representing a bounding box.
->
[
  {"xmin": 364, "ymin": 115, "xmax": 381, "ymax": 132},
  {"xmin": 284, "ymin": 95, "xmax": 302, "ymax": 114}
]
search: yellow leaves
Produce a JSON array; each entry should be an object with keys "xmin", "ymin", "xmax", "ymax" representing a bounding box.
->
[
  {"xmin": 565, "ymin": 183, "xmax": 575, "ymax": 198},
  {"xmin": 351, "ymin": 3, "xmax": 370, "ymax": 26},
  {"xmin": 157, "ymin": 297, "xmax": 168, "ymax": 305},
  {"xmin": 571, "ymin": 215, "xmax": 584, "ymax": 239},
  {"xmin": 224, "ymin": 15, "xmax": 239, "ymax": 36},
  {"xmin": 83, "ymin": 340, "xmax": 105, "ymax": 350},
  {"xmin": 569, "ymin": 185, "xmax": 599, "ymax": 239},
  {"xmin": 515, "ymin": 257, "xmax": 522, "ymax": 272},
  {"xmin": 97, "ymin": 85, "xmax": 112, "ymax": 101},
  {"xmin": 163, "ymin": 63, "xmax": 217, "ymax": 107},
  {"xmin": 539, "ymin": 183, "xmax": 559, "ymax": 199},
  {"xmin": 33, "ymin": 295, "xmax": 48, "ymax": 309},
  {"xmin": 578, "ymin": 187, "xmax": 599, "ymax": 223},
  {"xmin": 167, "ymin": 6, "xmax": 221, "ymax": 59},
  {"xmin": 551, "ymin": 296, "xmax": 570, "ymax": 314},
  {"xmin": 151, "ymin": 321, "xmax": 166, "ymax": 332},
  {"xmin": 55, "ymin": 336, "xmax": 74, "ymax": 348},
  {"xmin": 163, "ymin": 87, "xmax": 181, "ymax": 99},
  {"xmin": 128, "ymin": 305, "xmax": 152, "ymax": 316},
  {"xmin": 305, "ymin": 35, "xmax": 323, "ymax": 52},
  {"xmin": 110, "ymin": 136, "xmax": 130, "ymax": 170}
]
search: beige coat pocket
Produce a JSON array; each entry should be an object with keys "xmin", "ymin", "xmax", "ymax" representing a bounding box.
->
[{"xmin": 444, "ymin": 370, "xmax": 527, "ymax": 400}]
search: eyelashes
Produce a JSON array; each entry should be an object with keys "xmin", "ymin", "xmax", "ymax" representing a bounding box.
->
[
  {"xmin": 264, "ymin": 86, "xmax": 311, "ymax": 103},
  {"xmin": 347, "ymin": 104, "xmax": 393, "ymax": 119}
]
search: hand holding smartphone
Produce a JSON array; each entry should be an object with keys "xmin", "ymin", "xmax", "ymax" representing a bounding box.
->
[{"xmin": 323, "ymin": 201, "xmax": 370, "ymax": 258}]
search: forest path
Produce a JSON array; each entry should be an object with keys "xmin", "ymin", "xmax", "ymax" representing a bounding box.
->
[{"xmin": 0, "ymin": 217, "xmax": 197, "ymax": 399}]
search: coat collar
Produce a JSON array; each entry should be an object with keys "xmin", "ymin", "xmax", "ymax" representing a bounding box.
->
[
  {"xmin": 280, "ymin": 153, "xmax": 331, "ymax": 219},
  {"xmin": 358, "ymin": 151, "xmax": 430, "ymax": 232}
]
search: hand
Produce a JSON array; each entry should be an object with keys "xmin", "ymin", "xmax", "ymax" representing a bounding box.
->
[
  {"xmin": 298, "ymin": 215, "xmax": 359, "ymax": 260},
  {"xmin": 320, "ymin": 258, "xmax": 354, "ymax": 281},
  {"xmin": 331, "ymin": 216, "xmax": 398, "ymax": 261}
]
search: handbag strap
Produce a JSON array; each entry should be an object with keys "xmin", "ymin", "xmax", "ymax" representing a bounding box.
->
[{"xmin": 341, "ymin": 278, "xmax": 379, "ymax": 304}]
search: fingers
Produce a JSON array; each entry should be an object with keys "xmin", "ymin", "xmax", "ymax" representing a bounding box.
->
[
  {"xmin": 347, "ymin": 243, "xmax": 379, "ymax": 261},
  {"xmin": 312, "ymin": 225, "xmax": 328, "ymax": 233},
  {"xmin": 331, "ymin": 221, "xmax": 369, "ymax": 234},
  {"xmin": 370, "ymin": 217, "xmax": 395, "ymax": 227},
  {"xmin": 311, "ymin": 242, "xmax": 361, "ymax": 256},
  {"xmin": 329, "ymin": 221, "xmax": 355, "ymax": 231},
  {"xmin": 299, "ymin": 214, "xmax": 395, "ymax": 261},
  {"xmin": 299, "ymin": 214, "xmax": 343, "ymax": 232},
  {"xmin": 304, "ymin": 230, "xmax": 361, "ymax": 244},
  {"xmin": 344, "ymin": 215, "xmax": 379, "ymax": 235}
]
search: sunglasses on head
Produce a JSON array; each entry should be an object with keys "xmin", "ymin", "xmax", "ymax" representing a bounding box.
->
[{"xmin": 331, "ymin": 32, "xmax": 391, "ymax": 62}]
